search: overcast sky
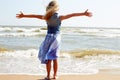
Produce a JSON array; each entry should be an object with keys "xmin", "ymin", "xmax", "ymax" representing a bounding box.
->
[{"xmin": 0, "ymin": 0, "xmax": 120, "ymax": 28}]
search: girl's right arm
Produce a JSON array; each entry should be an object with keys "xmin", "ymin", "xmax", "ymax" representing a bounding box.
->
[{"xmin": 16, "ymin": 11, "xmax": 44, "ymax": 20}]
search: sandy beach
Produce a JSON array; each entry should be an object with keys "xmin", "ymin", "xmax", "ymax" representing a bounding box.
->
[
  {"xmin": 0, "ymin": 69, "xmax": 120, "ymax": 80},
  {"xmin": 0, "ymin": 73, "xmax": 120, "ymax": 80}
]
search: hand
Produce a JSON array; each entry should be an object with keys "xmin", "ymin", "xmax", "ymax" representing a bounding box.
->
[
  {"xmin": 84, "ymin": 9, "xmax": 92, "ymax": 17},
  {"xmin": 16, "ymin": 11, "xmax": 24, "ymax": 19}
]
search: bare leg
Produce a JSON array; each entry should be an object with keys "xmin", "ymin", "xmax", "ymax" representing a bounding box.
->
[
  {"xmin": 53, "ymin": 59, "xmax": 58, "ymax": 79},
  {"xmin": 46, "ymin": 60, "xmax": 52, "ymax": 79}
]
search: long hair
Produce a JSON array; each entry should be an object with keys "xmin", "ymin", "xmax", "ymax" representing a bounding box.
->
[{"xmin": 44, "ymin": 0, "xmax": 59, "ymax": 21}]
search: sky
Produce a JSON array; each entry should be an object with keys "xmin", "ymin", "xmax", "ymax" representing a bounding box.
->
[{"xmin": 0, "ymin": 0, "xmax": 120, "ymax": 28}]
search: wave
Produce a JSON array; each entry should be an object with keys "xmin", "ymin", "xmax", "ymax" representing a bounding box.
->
[
  {"xmin": 61, "ymin": 49, "xmax": 120, "ymax": 58},
  {"xmin": 62, "ymin": 28, "xmax": 120, "ymax": 38},
  {"xmin": 0, "ymin": 49, "xmax": 38, "ymax": 58},
  {"xmin": 0, "ymin": 48, "xmax": 120, "ymax": 58},
  {"xmin": 0, "ymin": 32, "xmax": 46, "ymax": 37},
  {"xmin": 0, "ymin": 47, "xmax": 9, "ymax": 52},
  {"xmin": 1, "ymin": 48, "xmax": 120, "ymax": 75},
  {"xmin": 0, "ymin": 26, "xmax": 47, "ymax": 37},
  {"xmin": 81, "ymin": 29, "xmax": 120, "ymax": 38},
  {"xmin": 0, "ymin": 26, "xmax": 120, "ymax": 37}
]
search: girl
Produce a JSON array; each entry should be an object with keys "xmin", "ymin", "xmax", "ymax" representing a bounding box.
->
[{"xmin": 16, "ymin": 0, "xmax": 92, "ymax": 80}]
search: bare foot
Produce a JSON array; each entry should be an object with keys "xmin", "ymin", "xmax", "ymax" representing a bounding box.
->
[
  {"xmin": 52, "ymin": 76, "xmax": 58, "ymax": 80},
  {"xmin": 44, "ymin": 77, "xmax": 51, "ymax": 80}
]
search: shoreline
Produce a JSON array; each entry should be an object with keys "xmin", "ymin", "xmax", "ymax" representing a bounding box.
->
[
  {"xmin": 0, "ymin": 74, "xmax": 120, "ymax": 80},
  {"xmin": 1, "ymin": 69, "xmax": 120, "ymax": 80}
]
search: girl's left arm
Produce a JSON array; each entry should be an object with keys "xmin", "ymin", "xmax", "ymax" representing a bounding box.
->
[
  {"xmin": 16, "ymin": 11, "xmax": 44, "ymax": 20},
  {"xmin": 60, "ymin": 9, "xmax": 92, "ymax": 21}
]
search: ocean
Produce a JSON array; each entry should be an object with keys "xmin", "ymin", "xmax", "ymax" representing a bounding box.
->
[{"xmin": 0, "ymin": 25, "xmax": 120, "ymax": 75}]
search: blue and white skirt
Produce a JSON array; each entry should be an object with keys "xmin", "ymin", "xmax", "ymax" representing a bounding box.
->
[{"xmin": 38, "ymin": 34, "xmax": 61, "ymax": 64}]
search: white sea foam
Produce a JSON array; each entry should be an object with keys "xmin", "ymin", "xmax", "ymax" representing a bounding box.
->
[
  {"xmin": 1, "ymin": 49, "xmax": 120, "ymax": 58},
  {"xmin": 0, "ymin": 49, "xmax": 120, "ymax": 75},
  {"xmin": 0, "ymin": 27, "xmax": 41, "ymax": 32},
  {"xmin": 0, "ymin": 32, "xmax": 43, "ymax": 37},
  {"xmin": 0, "ymin": 26, "xmax": 47, "ymax": 37},
  {"xmin": 0, "ymin": 49, "xmax": 38, "ymax": 58},
  {"xmin": 0, "ymin": 49, "xmax": 71, "ymax": 59},
  {"xmin": 64, "ymin": 28, "xmax": 120, "ymax": 38},
  {"xmin": 0, "ymin": 26, "xmax": 120, "ymax": 37}
]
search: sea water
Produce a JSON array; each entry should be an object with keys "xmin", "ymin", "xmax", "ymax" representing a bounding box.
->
[{"xmin": 0, "ymin": 25, "xmax": 120, "ymax": 75}]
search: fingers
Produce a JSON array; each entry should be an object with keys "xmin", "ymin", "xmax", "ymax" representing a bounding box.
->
[
  {"xmin": 84, "ymin": 9, "xmax": 93, "ymax": 17},
  {"xmin": 16, "ymin": 14, "xmax": 21, "ymax": 19},
  {"xmin": 20, "ymin": 11, "xmax": 23, "ymax": 14},
  {"xmin": 16, "ymin": 14, "xmax": 20, "ymax": 16},
  {"xmin": 85, "ymin": 9, "xmax": 88, "ymax": 13},
  {"xmin": 88, "ymin": 12, "xmax": 93, "ymax": 17},
  {"xmin": 16, "ymin": 15, "xmax": 20, "ymax": 18},
  {"xmin": 16, "ymin": 11, "xmax": 24, "ymax": 18},
  {"xmin": 16, "ymin": 11, "xmax": 23, "ymax": 15},
  {"xmin": 16, "ymin": 14, "xmax": 20, "ymax": 17}
]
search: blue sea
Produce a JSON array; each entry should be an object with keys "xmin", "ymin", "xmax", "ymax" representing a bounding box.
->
[{"xmin": 0, "ymin": 25, "xmax": 120, "ymax": 75}]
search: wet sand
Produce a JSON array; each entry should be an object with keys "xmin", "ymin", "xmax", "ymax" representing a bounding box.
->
[{"xmin": 0, "ymin": 72, "xmax": 120, "ymax": 80}]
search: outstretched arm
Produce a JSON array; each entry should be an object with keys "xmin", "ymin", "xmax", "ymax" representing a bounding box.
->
[
  {"xmin": 60, "ymin": 9, "xmax": 92, "ymax": 21},
  {"xmin": 16, "ymin": 11, "xmax": 44, "ymax": 20}
]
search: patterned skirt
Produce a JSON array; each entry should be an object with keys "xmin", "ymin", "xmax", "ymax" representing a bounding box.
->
[{"xmin": 38, "ymin": 34, "xmax": 61, "ymax": 64}]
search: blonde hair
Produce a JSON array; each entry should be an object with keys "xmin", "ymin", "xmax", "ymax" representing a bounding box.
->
[{"xmin": 44, "ymin": 0, "xmax": 59, "ymax": 21}]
